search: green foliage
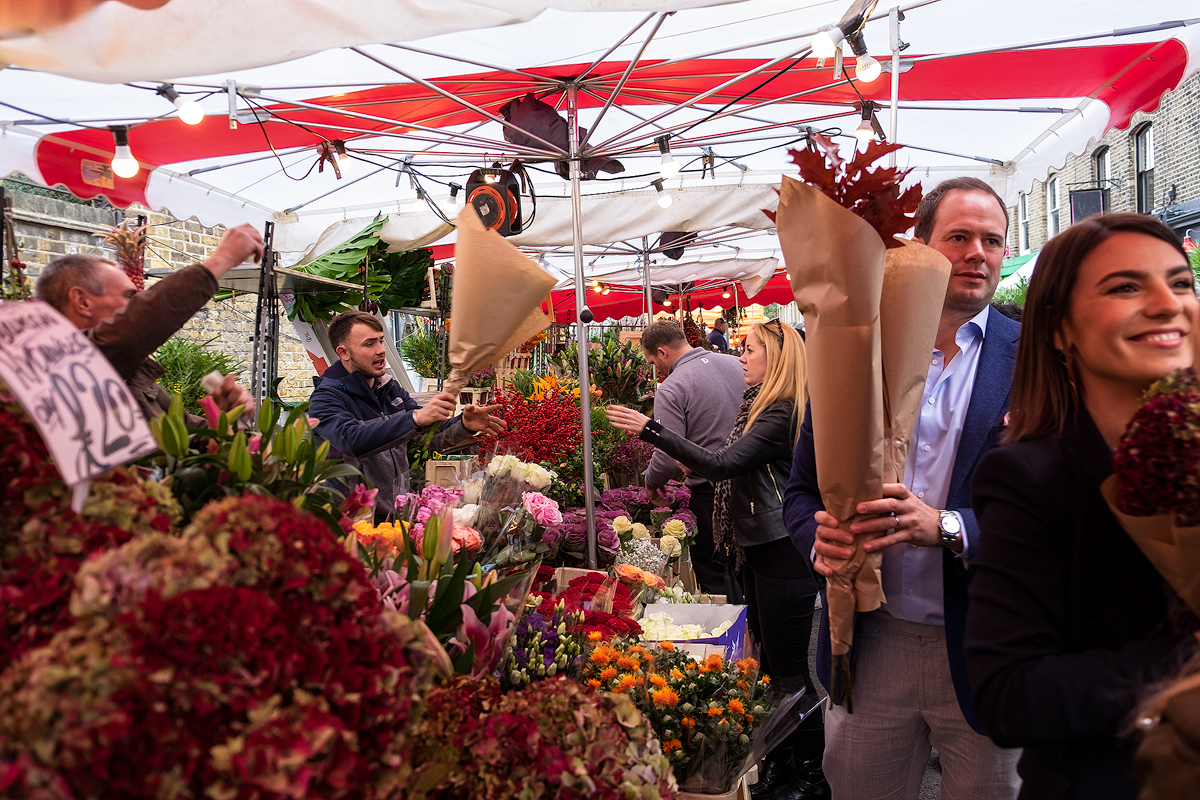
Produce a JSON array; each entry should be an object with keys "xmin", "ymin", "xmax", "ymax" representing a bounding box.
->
[
  {"xmin": 399, "ymin": 324, "xmax": 444, "ymax": 379},
  {"xmin": 992, "ymin": 275, "xmax": 1029, "ymax": 307},
  {"xmin": 288, "ymin": 214, "xmax": 433, "ymax": 323},
  {"xmin": 764, "ymin": 303, "xmax": 781, "ymax": 320},
  {"xmin": 508, "ymin": 368, "xmax": 538, "ymax": 396},
  {"xmin": 142, "ymin": 397, "xmax": 359, "ymax": 533},
  {"xmin": 154, "ymin": 336, "xmax": 245, "ymax": 416},
  {"xmin": 548, "ymin": 330, "xmax": 653, "ymax": 410},
  {"xmin": 1189, "ymin": 247, "xmax": 1199, "ymax": 285}
]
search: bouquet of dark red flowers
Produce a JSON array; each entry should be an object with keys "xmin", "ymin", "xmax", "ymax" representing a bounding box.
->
[{"xmin": 1104, "ymin": 367, "xmax": 1200, "ymax": 616}]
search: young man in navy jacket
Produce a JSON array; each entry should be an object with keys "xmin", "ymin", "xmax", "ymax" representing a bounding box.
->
[{"xmin": 309, "ymin": 311, "xmax": 504, "ymax": 521}]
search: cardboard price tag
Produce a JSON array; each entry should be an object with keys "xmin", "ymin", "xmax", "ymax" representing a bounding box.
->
[{"xmin": 0, "ymin": 301, "xmax": 157, "ymax": 487}]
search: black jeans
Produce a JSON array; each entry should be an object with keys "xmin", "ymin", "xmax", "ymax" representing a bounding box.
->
[
  {"xmin": 688, "ymin": 487, "xmax": 743, "ymax": 600},
  {"xmin": 743, "ymin": 563, "xmax": 820, "ymax": 702}
]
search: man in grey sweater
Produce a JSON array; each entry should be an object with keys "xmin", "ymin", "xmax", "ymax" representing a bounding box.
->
[{"xmin": 641, "ymin": 319, "xmax": 746, "ymax": 595}]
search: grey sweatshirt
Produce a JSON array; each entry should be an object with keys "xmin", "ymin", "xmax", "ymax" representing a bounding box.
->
[{"xmin": 643, "ymin": 347, "xmax": 746, "ymax": 490}]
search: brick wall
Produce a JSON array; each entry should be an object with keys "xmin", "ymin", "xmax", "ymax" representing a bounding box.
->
[
  {"xmin": 1009, "ymin": 71, "xmax": 1200, "ymax": 253},
  {"xmin": 9, "ymin": 188, "xmax": 316, "ymax": 402}
]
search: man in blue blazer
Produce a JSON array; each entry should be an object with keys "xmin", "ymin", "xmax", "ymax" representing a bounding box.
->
[{"xmin": 784, "ymin": 177, "xmax": 1022, "ymax": 800}]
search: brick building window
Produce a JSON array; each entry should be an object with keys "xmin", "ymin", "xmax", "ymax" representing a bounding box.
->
[
  {"xmin": 1094, "ymin": 146, "xmax": 1111, "ymax": 210},
  {"xmin": 1136, "ymin": 124, "xmax": 1155, "ymax": 213},
  {"xmin": 1018, "ymin": 192, "xmax": 1029, "ymax": 253},
  {"xmin": 1046, "ymin": 175, "xmax": 1061, "ymax": 238}
]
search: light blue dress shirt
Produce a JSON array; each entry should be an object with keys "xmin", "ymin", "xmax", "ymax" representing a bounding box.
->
[{"xmin": 881, "ymin": 306, "xmax": 990, "ymax": 626}]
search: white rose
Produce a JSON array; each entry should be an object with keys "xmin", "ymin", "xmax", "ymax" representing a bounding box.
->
[
  {"xmin": 659, "ymin": 534, "xmax": 682, "ymax": 558},
  {"xmin": 453, "ymin": 504, "xmax": 480, "ymax": 527},
  {"xmin": 631, "ymin": 523, "xmax": 650, "ymax": 539},
  {"xmin": 460, "ymin": 477, "xmax": 485, "ymax": 505},
  {"xmin": 526, "ymin": 464, "xmax": 553, "ymax": 490},
  {"xmin": 661, "ymin": 519, "xmax": 687, "ymax": 539},
  {"xmin": 611, "ymin": 516, "xmax": 633, "ymax": 535},
  {"xmin": 488, "ymin": 454, "xmax": 521, "ymax": 477}
]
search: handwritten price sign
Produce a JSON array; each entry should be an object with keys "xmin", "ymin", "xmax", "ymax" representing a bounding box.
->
[{"xmin": 0, "ymin": 301, "xmax": 156, "ymax": 487}]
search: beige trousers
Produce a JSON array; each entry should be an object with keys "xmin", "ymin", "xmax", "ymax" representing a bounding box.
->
[{"xmin": 823, "ymin": 610, "xmax": 1021, "ymax": 800}]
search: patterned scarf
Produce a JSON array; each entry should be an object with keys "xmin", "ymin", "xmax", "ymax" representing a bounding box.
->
[{"xmin": 712, "ymin": 384, "xmax": 760, "ymax": 566}]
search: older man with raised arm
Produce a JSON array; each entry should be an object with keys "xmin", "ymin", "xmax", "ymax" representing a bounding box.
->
[
  {"xmin": 34, "ymin": 223, "xmax": 264, "ymax": 428},
  {"xmin": 783, "ymin": 177, "xmax": 1023, "ymax": 800}
]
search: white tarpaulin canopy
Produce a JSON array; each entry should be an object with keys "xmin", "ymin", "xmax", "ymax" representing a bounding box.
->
[{"xmin": 0, "ymin": 0, "xmax": 1196, "ymax": 260}]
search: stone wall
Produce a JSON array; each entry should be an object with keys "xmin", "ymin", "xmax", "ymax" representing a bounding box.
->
[
  {"xmin": 6, "ymin": 186, "xmax": 316, "ymax": 402},
  {"xmin": 1009, "ymin": 71, "xmax": 1200, "ymax": 253}
]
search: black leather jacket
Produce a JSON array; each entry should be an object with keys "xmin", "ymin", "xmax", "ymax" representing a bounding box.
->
[{"xmin": 639, "ymin": 401, "xmax": 796, "ymax": 548}]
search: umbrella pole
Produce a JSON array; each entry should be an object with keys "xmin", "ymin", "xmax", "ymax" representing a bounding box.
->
[
  {"xmin": 567, "ymin": 83, "xmax": 599, "ymax": 569},
  {"xmin": 888, "ymin": 6, "xmax": 902, "ymax": 168},
  {"xmin": 642, "ymin": 236, "xmax": 657, "ymax": 380}
]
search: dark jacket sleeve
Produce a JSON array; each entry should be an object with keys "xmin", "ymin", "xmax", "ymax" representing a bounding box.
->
[
  {"xmin": 88, "ymin": 264, "xmax": 218, "ymax": 380},
  {"xmin": 639, "ymin": 403, "xmax": 793, "ymax": 482},
  {"xmin": 310, "ymin": 385, "xmax": 420, "ymax": 457},
  {"xmin": 643, "ymin": 380, "xmax": 686, "ymax": 490},
  {"xmin": 783, "ymin": 401, "xmax": 821, "ymax": 561},
  {"xmin": 966, "ymin": 443, "xmax": 1194, "ymax": 747}
]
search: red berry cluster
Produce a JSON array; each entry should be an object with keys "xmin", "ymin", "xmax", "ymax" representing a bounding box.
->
[{"xmin": 479, "ymin": 387, "xmax": 583, "ymax": 467}]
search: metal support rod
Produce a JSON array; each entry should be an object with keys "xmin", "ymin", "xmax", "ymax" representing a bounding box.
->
[
  {"xmin": 888, "ymin": 7, "xmax": 901, "ymax": 168},
  {"xmin": 568, "ymin": 83, "xmax": 599, "ymax": 570},
  {"xmin": 250, "ymin": 221, "xmax": 277, "ymax": 404},
  {"xmin": 643, "ymin": 236, "xmax": 656, "ymax": 382}
]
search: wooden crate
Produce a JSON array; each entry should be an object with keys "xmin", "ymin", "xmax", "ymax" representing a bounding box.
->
[{"xmin": 425, "ymin": 457, "xmax": 479, "ymax": 488}]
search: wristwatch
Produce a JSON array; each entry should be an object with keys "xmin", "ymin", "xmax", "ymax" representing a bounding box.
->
[{"xmin": 938, "ymin": 510, "xmax": 962, "ymax": 549}]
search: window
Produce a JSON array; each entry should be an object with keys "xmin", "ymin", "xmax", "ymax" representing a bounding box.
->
[
  {"xmin": 1094, "ymin": 146, "xmax": 1111, "ymax": 210},
  {"xmin": 1046, "ymin": 175, "xmax": 1061, "ymax": 238},
  {"xmin": 1017, "ymin": 192, "xmax": 1029, "ymax": 253},
  {"xmin": 1136, "ymin": 124, "xmax": 1155, "ymax": 213}
]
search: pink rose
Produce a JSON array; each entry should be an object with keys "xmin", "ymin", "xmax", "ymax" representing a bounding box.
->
[{"xmin": 522, "ymin": 492, "xmax": 563, "ymax": 527}]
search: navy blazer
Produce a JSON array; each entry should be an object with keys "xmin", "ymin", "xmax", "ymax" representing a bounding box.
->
[{"xmin": 783, "ymin": 307, "xmax": 1020, "ymax": 733}]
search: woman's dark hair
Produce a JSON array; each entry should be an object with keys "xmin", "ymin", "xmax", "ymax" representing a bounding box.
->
[{"xmin": 1005, "ymin": 213, "xmax": 1188, "ymax": 443}]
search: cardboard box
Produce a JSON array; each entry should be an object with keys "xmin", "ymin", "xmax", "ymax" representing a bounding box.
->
[
  {"xmin": 424, "ymin": 456, "xmax": 479, "ymax": 488},
  {"xmin": 640, "ymin": 603, "xmax": 748, "ymax": 660}
]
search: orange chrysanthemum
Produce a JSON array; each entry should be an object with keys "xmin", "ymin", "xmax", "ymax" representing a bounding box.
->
[
  {"xmin": 681, "ymin": 716, "xmax": 696, "ymax": 729},
  {"xmin": 728, "ymin": 698, "xmax": 745, "ymax": 715},
  {"xmin": 588, "ymin": 631, "xmax": 603, "ymax": 641},
  {"xmin": 670, "ymin": 668, "xmax": 685, "ymax": 680},
  {"xmin": 760, "ymin": 675, "xmax": 771, "ymax": 685},
  {"xmin": 736, "ymin": 657, "xmax": 759, "ymax": 675},
  {"xmin": 651, "ymin": 687, "xmax": 680, "ymax": 707},
  {"xmin": 589, "ymin": 647, "xmax": 614, "ymax": 666},
  {"xmin": 659, "ymin": 641, "xmax": 675, "ymax": 652},
  {"xmin": 615, "ymin": 674, "xmax": 638, "ymax": 693},
  {"xmin": 587, "ymin": 679, "xmax": 601, "ymax": 688},
  {"xmin": 707, "ymin": 706, "xmax": 724, "ymax": 717},
  {"xmin": 649, "ymin": 674, "xmax": 668, "ymax": 688},
  {"xmin": 616, "ymin": 655, "xmax": 640, "ymax": 671},
  {"xmin": 663, "ymin": 739, "xmax": 683, "ymax": 754},
  {"xmin": 599, "ymin": 667, "xmax": 618, "ymax": 682},
  {"xmin": 706, "ymin": 654, "xmax": 725, "ymax": 671}
]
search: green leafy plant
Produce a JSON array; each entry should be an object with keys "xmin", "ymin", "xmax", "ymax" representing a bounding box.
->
[
  {"xmin": 399, "ymin": 324, "xmax": 445, "ymax": 379},
  {"xmin": 143, "ymin": 396, "xmax": 359, "ymax": 532},
  {"xmin": 154, "ymin": 335, "xmax": 245, "ymax": 416},
  {"xmin": 548, "ymin": 330, "xmax": 653, "ymax": 410},
  {"xmin": 992, "ymin": 274, "xmax": 1029, "ymax": 307},
  {"xmin": 288, "ymin": 214, "xmax": 434, "ymax": 322}
]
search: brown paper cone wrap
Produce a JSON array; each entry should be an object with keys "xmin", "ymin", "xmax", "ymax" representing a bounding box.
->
[
  {"xmin": 445, "ymin": 207, "xmax": 556, "ymax": 394},
  {"xmin": 1102, "ymin": 477, "xmax": 1200, "ymax": 618},
  {"xmin": 778, "ymin": 177, "xmax": 950, "ymax": 683}
]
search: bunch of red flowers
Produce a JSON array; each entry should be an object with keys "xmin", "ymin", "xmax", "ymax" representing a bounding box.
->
[
  {"xmin": 0, "ymin": 495, "xmax": 436, "ymax": 800},
  {"xmin": 478, "ymin": 387, "xmax": 582, "ymax": 467},
  {"xmin": 0, "ymin": 398, "xmax": 179, "ymax": 673},
  {"xmin": 412, "ymin": 674, "xmax": 675, "ymax": 799},
  {"xmin": 1113, "ymin": 367, "xmax": 1200, "ymax": 525}
]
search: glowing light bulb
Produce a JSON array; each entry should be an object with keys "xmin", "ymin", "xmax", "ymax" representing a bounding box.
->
[
  {"xmin": 722, "ymin": 286, "xmax": 731, "ymax": 299},
  {"xmin": 855, "ymin": 119, "xmax": 874, "ymax": 147},
  {"xmin": 658, "ymin": 152, "xmax": 680, "ymax": 179},
  {"xmin": 175, "ymin": 98, "xmax": 204, "ymax": 125},
  {"xmin": 112, "ymin": 147, "xmax": 139, "ymax": 178},
  {"xmin": 658, "ymin": 192, "xmax": 673, "ymax": 209},
  {"xmin": 663, "ymin": 298, "xmax": 672, "ymax": 307},
  {"xmin": 812, "ymin": 28, "xmax": 842, "ymax": 59},
  {"xmin": 855, "ymin": 54, "xmax": 882, "ymax": 83}
]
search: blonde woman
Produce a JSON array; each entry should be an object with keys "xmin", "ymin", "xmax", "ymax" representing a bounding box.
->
[{"xmin": 607, "ymin": 319, "xmax": 825, "ymax": 800}]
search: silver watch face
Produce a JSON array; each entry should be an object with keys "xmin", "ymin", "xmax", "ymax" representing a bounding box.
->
[{"xmin": 940, "ymin": 512, "xmax": 961, "ymax": 535}]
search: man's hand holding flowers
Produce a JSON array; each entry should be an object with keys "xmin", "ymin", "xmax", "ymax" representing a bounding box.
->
[{"xmin": 462, "ymin": 402, "xmax": 507, "ymax": 435}]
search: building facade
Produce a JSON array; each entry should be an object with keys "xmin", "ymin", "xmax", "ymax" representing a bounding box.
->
[{"xmin": 1007, "ymin": 71, "xmax": 1200, "ymax": 254}]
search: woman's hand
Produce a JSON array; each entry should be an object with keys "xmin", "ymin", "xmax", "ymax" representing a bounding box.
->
[{"xmin": 605, "ymin": 405, "xmax": 651, "ymax": 436}]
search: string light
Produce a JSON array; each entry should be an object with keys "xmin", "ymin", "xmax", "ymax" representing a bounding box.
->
[
  {"xmin": 332, "ymin": 140, "xmax": 352, "ymax": 174},
  {"xmin": 812, "ymin": 27, "xmax": 843, "ymax": 59},
  {"xmin": 155, "ymin": 84, "xmax": 204, "ymax": 125},
  {"xmin": 722, "ymin": 285, "xmax": 731, "ymax": 299},
  {"xmin": 656, "ymin": 135, "xmax": 680, "ymax": 179},
  {"xmin": 652, "ymin": 178, "xmax": 673, "ymax": 209},
  {"xmin": 109, "ymin": 126, "xmax": 139, "ymax": 178},
  {"xmin": 855, "ymin": 53, "xmax": 882, "ymax": 82}
]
